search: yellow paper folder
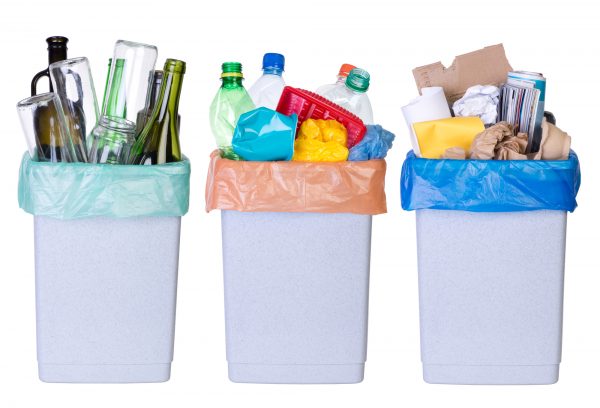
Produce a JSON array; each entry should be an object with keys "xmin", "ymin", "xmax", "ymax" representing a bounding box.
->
[{"xmin": 412, "ymin": 117, "xmax": 485, "ymax": 159}]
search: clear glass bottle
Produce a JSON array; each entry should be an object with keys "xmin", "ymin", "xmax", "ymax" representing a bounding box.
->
[
  {"xmin": 102, "ymin": 40, "xmax": 158, "ymax": 125},
  {"xmin": 49, "ymin": 57, "xmax": 99, "ymax": 162},
  {"xmin": 248, "ymin": 53, "xmax": 285, "ymax": 110},
  {"xmin": 320, "ymin": 68, "xmax": 373, "ymax": 124},
  {"xmin": 315, "ymin": 63, "xmax": 356, "ymax": 96},
  {"xmin": 128, "ymin": 59, "xmax": 186, "ymax": 165},
  {"xmin": 17, "ymin": 92, "xmax": 74, "ymax": 162},
  {"xmin": 88, "ymin": 116, "xmax": 136, "ymax": 164},
  {"xmin": 209, "ymin": 62, "xmax": 255, "ymax": 160}
]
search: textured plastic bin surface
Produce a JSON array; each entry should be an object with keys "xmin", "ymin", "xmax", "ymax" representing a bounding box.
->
[
  {"xmin": 417, "ymin": 209, "xmax": 566, "ymax": 385},
  {"xmin": 222, "ymin": 210, "xmax": 372, "ymax": 384},
  {"xmin": 34, "ymin": 215, "xmax": 181, "ymax": 383}
]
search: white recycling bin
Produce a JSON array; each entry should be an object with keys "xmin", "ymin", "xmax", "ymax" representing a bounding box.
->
[
  {"xmin": 401, "ymin": 149, "xmax": 580, "ymax": 385},
  {"xmin": 222, "ymin": 211, "xmax": 372, "ymax": 383},
  {"xmin": 206, "ymin": 152, "xmax": 387, "ymax": 384},
  {"xmin": 19, "ymin": 154, "xmax": 190, "ymax": 383},
  {"xmin": 34, "ymin": 216, "xmax": 181, "ymax": 383},
  {"xmin": 416, "ymin": 209, "xmax": 566, "ymax": 384}
]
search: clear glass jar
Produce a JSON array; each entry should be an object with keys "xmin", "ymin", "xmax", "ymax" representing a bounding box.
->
[{"xmin": 88, "ymin": 116, "xmax": 136, "ymax": 164}]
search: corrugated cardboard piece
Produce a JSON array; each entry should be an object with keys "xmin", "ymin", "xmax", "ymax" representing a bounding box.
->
[{"xmin": 413, "ymin": 44, "xmax": 513, "ymax": 103}]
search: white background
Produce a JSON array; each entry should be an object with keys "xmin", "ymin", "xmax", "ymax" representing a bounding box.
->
[{"xmin": 1, "ymin": 0, "xmax": 599, "ymax": 406}]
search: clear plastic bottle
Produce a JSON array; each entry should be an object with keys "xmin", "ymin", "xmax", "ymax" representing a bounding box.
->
[
  {"xmin": 248, "ymin": 53, "xmax": 285, "ymax": 110},
  {"xmin": 319, "ymin": 68, "xmax": 373, "ymax": 124},
  {"xmin": 315, "ymin": 63, "xmax": 356, "ymax": 96},
  {"xmin": 209, "ymin": 62, "xmax": 255, "ymax": 160}
]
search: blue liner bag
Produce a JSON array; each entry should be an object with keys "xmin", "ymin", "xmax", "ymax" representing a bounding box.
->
[
  {"xmin": 18, "ymin": 153, "xmax": 191, "ymax": 219},
  {"xmin": 401, "ymin": 151, "xmax": 580, "ymax": 212}
]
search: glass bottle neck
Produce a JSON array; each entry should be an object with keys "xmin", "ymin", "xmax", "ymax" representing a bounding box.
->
[
  {"xmin": 103, "ymin": 59, "xmax": 127, "ymax": 118},
  {"xmin": 221, "ymin": 76, "xmax": 244, "ymax": 89},
  {"xmin": 155, "ymin": 70, "xmax": 184, "ymax": 122},
  {"xmin": 47, "ymin": 37, "xmax": 68, "ymax": 65}
]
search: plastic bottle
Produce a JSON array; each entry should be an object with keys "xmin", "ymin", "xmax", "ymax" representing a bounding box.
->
[
  {"xmin": 319, "ymin": 68, "xmax": 374, "ymax": 124},
  {"xmin": 209, "ymin": 62, "xmax": 255, "ymax": 160},
  {"xmin": 248, "ymin": 53, "xmax": 286, "ymax": 110},
  {"xmin": 315, "ymin": 63, "xmax": 356, "ymax": 96}
]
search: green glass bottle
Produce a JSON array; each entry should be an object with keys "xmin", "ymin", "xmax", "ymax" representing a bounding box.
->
[
  {"xmin": 209, "ymin": 62, "xmax": 255, "ymax": 160},
  {"xmin": 102, "ymin": 58, "xmax": 126, "ymax": 118},
  {"xmin": 128, "ymin": 59, "xmax": 185, "ymax": 165}
]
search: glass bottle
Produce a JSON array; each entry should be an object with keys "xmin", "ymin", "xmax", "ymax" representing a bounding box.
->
[
  {"xmin": 17, "ymin": 92, "xmax": 74, "ymax": 162},
  {"xmin": 209, "ymin": 62, "xmax": 255, "ymax": 160},
  {"xmin": 31, "ymin": 36, "xmax": 68, "ymax": 96},
  {"xmin": 102, "ymin": 40, "xmax": 157, "ymax": 125},
  {"xmin": 128, "ymin": 59, "xmax": 186, "ymax": 165},
  {"xmin": 49, "ymin": 57, "xmax": 99, "ymax": 162},
  {"xmin": 136, "ymin": 70, "xmax": 163, "ymax": 135},
  {"xmin": 88, "ymin": 116, "xmax": 136, "ymax": 164},
  {"xmin": 102, "ymin": 58, "xmax": 126, "ymax": 118}
]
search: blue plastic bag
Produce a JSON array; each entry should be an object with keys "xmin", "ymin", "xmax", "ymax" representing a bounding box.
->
[
  {"xmin": 401, "ymin": 151, "xmax": 580, "ymax": 212},
  {"xmin": 348, "ymin": 124, "xmax": 395, "ymax": 161},
  {"xmin": 232, "ymin": 107, "xmax": 297, "ymax": 161},
  {"xmin": 18, "ymin": 153, "xmax": 191, "ymax": 219}
]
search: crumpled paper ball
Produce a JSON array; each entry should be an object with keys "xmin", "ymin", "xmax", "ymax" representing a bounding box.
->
[{"xmin": 452, "ymin": 85, "xmax": 500, "ymax": 125}]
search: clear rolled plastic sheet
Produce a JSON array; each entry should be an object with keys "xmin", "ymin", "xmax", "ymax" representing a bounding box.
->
[
  {"xmin": 206, "ymin": 151, "xmax": 387, "ymax": 214},
  {"xmin": 18, "ymin": 153, "xmax": 191, "ymax": 219},
  {"xmin": 401, "ymin": 150, "xmax": 580, "ymax": 212}
]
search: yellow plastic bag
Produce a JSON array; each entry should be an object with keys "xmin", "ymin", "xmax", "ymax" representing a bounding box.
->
[{"xmin": 292, "ymin": 119, "xmax": 349, "ymax": 162}]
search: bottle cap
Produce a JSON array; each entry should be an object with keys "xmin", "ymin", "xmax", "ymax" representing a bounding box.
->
[
  {"xmin": 338, "ymin": 63, "xmax": 356, "ymax": 78},
  {"xmin": 221, "ymin": 62, "xmax": 243, "ymax": 78},
  {"xmin": 345, "ymin": 68, "xmax": 370, "ymax": 93},
  {"xmin": 262, "ymin": 53, "xmax": 285, "ymax": 72}
]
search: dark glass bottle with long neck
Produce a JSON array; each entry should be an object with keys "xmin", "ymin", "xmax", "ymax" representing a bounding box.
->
[
  {"xmin": 129, "ymin": 59, "xmax": 185, "ymax": 164},
  {"xmin": 136, "ymin": 70, "xmax": 163, "ymax": 135},
  {"xmin": 31, "ymin": 36, "xmax": 68, "ymax": 96}
]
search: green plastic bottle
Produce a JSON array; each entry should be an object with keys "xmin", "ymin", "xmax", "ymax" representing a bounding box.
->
[{"xmin": 209, "ymin": 62, "xmax": 255, "ymax": 160}]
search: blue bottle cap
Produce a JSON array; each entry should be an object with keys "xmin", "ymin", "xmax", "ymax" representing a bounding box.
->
[{"xmin": 262, "ymin": 53, "xmax": 285, "ymax": 73}]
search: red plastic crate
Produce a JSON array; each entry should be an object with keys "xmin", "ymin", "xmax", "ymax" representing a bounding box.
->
[{"xmin": 276, "ymin": 86, "xmax": 366, "ymax": 148}]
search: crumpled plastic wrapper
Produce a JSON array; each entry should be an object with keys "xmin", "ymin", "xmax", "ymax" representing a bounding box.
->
[
  {"xmin": 452, "ymin": 85, "xmax": 500, "ymax": 125},
  {"xmin": 442, "ymin": 147, "xmax": 467, "ymax": 160},
  {"xmin": 495, "ymin": 133, "xmax": 528, "ymax": 160},
  {"xmin": 206, "ymin": 150, "xmax": 387, "ymax": 214},
  {"xmin": 348, "ymin": 124, "xmax": 395, "ymax": 161}
]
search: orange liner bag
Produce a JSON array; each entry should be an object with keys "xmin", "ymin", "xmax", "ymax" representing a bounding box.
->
[{"xmin": 205, "ymin": 151, "xmax": 387, "ymax": 215}]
